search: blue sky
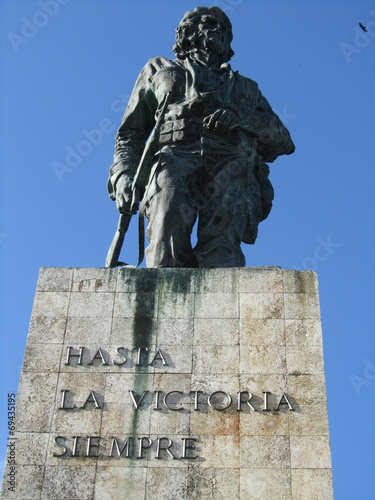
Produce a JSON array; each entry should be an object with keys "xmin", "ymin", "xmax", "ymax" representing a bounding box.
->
[{"xmin": 1, "ymin": 0, "xmax": 375, "ymax": 497}]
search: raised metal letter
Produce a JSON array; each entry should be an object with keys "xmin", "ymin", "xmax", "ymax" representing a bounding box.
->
[
  {"xmin": 133, "ymin": 347, "xmax": 148, "ymax": 366},
  {"xmin": 262, "ymin": 391, "xmax": 271, "ymax": 411},
  {"xmin": 137, "ymin": 437, "xmax": 152, "ymax": 459},
  {"xmin": 156, "ymin": 438, "xmax": 177, "ymax": 459},
  {"xmin": 276, "ymin": 393, "xmax": 295, "ymax": 411},
  {"xmin": 149, "ymin": 349, "xmax": 168, "ymax": 366},
  {"xmin": 163, "ymin": 391, "xmax": 184, "ymax": 411},
  {"xmin": 181, "ymin": 438, "xmax": 197, "ymax": 459},
  {"xmin": 190, "ymin": 390, "xmax": 204, "ymax": 411},
  {"xmin": 109, "ymin": 437, "xmax": 132, "ymax": 458},
  {"xmin": 53, "ymin": 436, "xmax": 68, "ymax": 457},
  {"xmin": 129, "ymin": 390, "xmax": 148, "ymax": 410},
  {"xmin": 59, "ymin": 390, "xmax": 76, "ymax": 410},
  {"xmin": 237, "ymin": 391, "xmax": 256, "ymax": 411},
  {"xmin": 88, "ymin": 348, "xmax": 109, "ymax": 366},
  {"xmin": 65, "ymin": 346, "xmax": 84, "ymax": 365},
  {"xmin": 208, "ymin": 391, "xmax": 232, "ymax": 411},
  {"xmin": 113, "ymin": 347, "xmax": 127, "ymax": 366},
  {"xmin": 153, "ymin": 390, "xmax": 162, "ymax": 410},
  {"xmin": 83, "ymin": 391, "xmax": 102, "ymax": 409}
]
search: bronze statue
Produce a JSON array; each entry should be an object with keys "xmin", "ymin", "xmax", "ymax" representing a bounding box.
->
[{"xmin": 107, "ymin": 6, "xmax": 295, "ymax": 268}]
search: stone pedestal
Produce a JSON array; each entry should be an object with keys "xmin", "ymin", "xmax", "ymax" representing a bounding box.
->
[{"xmin": 1, "ymin": 267, "xmax": 333, "ymax": 499}]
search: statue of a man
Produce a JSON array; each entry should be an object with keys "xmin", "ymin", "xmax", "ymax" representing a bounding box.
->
[{"xmin": 107, "ymin": 6, "xmax": 295, "ymax": 268}]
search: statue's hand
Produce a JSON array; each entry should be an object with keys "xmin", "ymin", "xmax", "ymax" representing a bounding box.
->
[
  {"xmin": 115, "ymin": 173, "xmax": 133, "ymax": 214},
  {"xmin": 204, "ymin": 108, "xmax": 239, "ymax": 135}
]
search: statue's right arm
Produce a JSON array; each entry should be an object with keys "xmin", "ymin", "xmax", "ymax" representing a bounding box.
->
[{"xmin": 108, "ymin": 59, "xmax": 159, "ymax": 213}]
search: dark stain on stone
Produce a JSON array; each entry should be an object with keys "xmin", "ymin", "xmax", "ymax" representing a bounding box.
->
[
  {"xmin": 160, "ymin": 268, "xmax": 196, "ymax": 295},
  {"xmin": 95, "ymin": 279, "xmax": 103, "ymax": 291},
  {"xmin": 129, "ymin": 269, "xmax": 160, "ymax": 436},
  {"xmin": 130, "ymin": 269, "xmax": 159, "ymax": 349}
]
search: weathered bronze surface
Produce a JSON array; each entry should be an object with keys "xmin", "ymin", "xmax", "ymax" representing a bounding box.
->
[{"xmin": 107, "ymin": 6, "xmax": 295, "ymax": 268}]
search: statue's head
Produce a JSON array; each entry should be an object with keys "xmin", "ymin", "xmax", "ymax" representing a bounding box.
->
[{"xmin": 173, "ymin": 6, "xmax": 234, "ymax": 64}]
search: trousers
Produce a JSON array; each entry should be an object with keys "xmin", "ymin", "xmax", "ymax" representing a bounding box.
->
[{"xmin": 143, "ymin": 141, "xmax": 262, "ymax": 268}]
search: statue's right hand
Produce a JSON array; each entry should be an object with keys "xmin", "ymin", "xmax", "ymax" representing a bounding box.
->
[{"xmin": 115, "ymin": 174, "xmax": 133, "ymax": 214}]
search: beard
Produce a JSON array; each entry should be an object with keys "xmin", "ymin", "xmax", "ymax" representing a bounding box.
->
[{"xmin": 202, "ymin": 33, "xmax": 226, "ymax": 56}]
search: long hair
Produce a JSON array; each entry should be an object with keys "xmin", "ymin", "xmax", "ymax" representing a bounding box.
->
[{"xmin": 173, "ymin": 6, "xmax": 234, "ymax": 63}]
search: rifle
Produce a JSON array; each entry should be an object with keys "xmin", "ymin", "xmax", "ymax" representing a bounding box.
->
[
  {"xmin": 105, "ymin": 93, "xmax": 171, "ymax": 268},
  {"xmin": 105, "ymin": 211, "xmax": 132, "ymax": 268}
]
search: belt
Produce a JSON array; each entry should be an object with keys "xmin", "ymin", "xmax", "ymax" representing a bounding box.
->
[{"xmin": 159, "ymin": 119, "xmax": 202, "ymax": 144}]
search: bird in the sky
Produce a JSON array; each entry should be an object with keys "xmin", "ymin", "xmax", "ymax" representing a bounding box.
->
[{"xmin": 359, "ymin": 22, "xmax": 368, "ymax": 32}]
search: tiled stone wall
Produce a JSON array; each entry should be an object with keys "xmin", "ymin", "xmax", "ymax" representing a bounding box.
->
[{"xmin": 1, "ymin": 267, "xmax": 333, "ymax": 499}]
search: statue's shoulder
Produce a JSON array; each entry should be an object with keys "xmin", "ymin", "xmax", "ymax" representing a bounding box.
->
[
  {"xmin": 233, "ymin": 71, "xmax": 260, "ymax": 95},
  {"xmin": 145, "ymin": 56, "xmax": 180, "ymax": 71},
  {"xmin": 233, "ymin": 72, "xmax": 272, "ymax": 110}
]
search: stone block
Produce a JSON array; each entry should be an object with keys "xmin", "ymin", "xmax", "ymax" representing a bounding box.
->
[
  {"xmin": 290, "ymin": 436, "xmax": 332, "ymax": 469},
  {"xmin": 114, "ymin": 292, "xmax": 159, "ymax": 319},
  {"xmin": 193, "ymin": 345, "xmax": 239, "ymax": 374},
  {"xmin": 191, "ymin": 373, "xmax": 240, "ymax": 394},
  {"xmin": 240, "ymin": 293, "xmax": 284, "ymax": 319},
  {"xmin": 239, "ymin": 373, "xmax": 287, "ymax": 394},
  {"xmin": 1, "ymin": 267, "xmax": 332, "ymax": 498},
  {"xmin": 286, "ymin": 374, "xmax": 327, "ymax": 405},
  {"xmin": 159, "ymin": 268, "xmax": 197, "ymax": 294},
  {"xmin": 41, "ymin": 465, "xmax": 96, "ymax": 499},
  {"xmin": 27, "ymin": 316, "xmax": 66, "ymax": 344},
  {"xmin": 65, "ymin": 317, "xmax": 112, "ymax": 344},
  {"xmin": 285, "ymin": 319, "xmax": 322, "ymax": 345},
  {"xmin": 72, "ymin": 268, "xmax": 117, "ymax": 292},
  {"xmin": 11, "ymin": 432, "xmax": 49, "ymax": 466},
  {"xmin": 190, "ymin": 405, "xmax": 239, "ymax": 436},
  {"xmin": 195, "ymin": 292, "xmax": 238, "ymax": 319},
  {"xmin": 283, "ymin": 270, "xmax": 319, "ymax": 294},
  {"xmin": 153, "ymin": 345, "xmax": 193, "ymax": 373},
  {"xmin": 291, "ymin": 469, "xmax": 333, "ymax": 500},
  {"xmin": 158, "ymin": 292, "xmax": 195, "ymax": 319},
  {"xmin": 156, "ymin": 318, "xmax": 194, "ymax": 346},
  {"xmin": 15, "ymin": 372, "xmax": 58, "ymax": 433},
  {"xmin": 284, "ymin": 292, "xmax": 321, "ymax": 319},
  {"xmin": 240, "ymin": 409, "xmax": 289, "ymax": 436},
  {"xmin": 95, "ymin": 467, "xmax": 148, "ymax": 499},
  {"xmin": 240, "ymin": 345, "xmax": 286, "ymax": 374},
  {"xmin": 240, "ymin": 469, "xmax": 292, "ymax": 499},
  {"xmin": 239, "ymin": 267, "xmax": 283, "ymax": 293},
  {"xmin": 200, "ymin": 435, "xmax": 240, "ymax": 468},
  {"xmin": 195, "ymin": 268, "xmax": 238, "ymax": 293},
  {"xmin": 286, "ymin": 344, "xmax": 325, "ymax": 374},
  {"xmin": 241, "ymin": 436, "xmax": 291, "ymax": 469},
  {"xmin": 68, "ymin": 292, "xmax": 115, "ymax": 318},
  {"xmin": 186, "ymin": 467, "xmax": 240, "ymax": 499},
  {"xmin": 240, "ymin": 318, "xmax": 285, "ymax": 345},
  {"xmin": 146, "ymin": 468, "xmax": 188, "ymax": 499},
  {"xmin": 0, "ymin": 465, "xmax": 45, "ymax": 499},
  {"xmin": 36, "ymin": 267, "xmax": 73, "ymax": 292},
  {"xmin": 32, "ymin": 292, "xmax": 70, "ymax": 317},
  {"xmin": 194, "ymin": 318, "xmax": 239, "ymax": 345},
  {"xmin": 117, "ymin": 267, "xmax": 163, "ymax": 292},
  {"xmin": 289, "ymin": 404, "xmax": 329, "ymax": 436},
  {"xmin": 22, "ymin": 344, "xmax": 63, "ymax": 373}
]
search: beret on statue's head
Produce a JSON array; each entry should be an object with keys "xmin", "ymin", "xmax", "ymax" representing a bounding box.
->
[{"xmin": 173, "ymin": 6, "xmax": 234, "ymax": 63}]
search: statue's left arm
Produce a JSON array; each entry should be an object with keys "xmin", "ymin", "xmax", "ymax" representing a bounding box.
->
[{"xmin": 224, "ymin": 75, "xmax": 295, "ymax": 162}]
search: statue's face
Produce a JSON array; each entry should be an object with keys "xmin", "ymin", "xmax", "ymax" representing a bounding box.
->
[{"xmin": 196, "ymin": 14, "xmax": 230, "ymax": 55}]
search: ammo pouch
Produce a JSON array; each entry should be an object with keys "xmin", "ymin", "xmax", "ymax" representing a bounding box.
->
[{"xmin": 159, "ymin": 118, "xmax": 201, "ymax": 144}]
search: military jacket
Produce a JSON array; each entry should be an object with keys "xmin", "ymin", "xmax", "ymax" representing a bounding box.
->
[{"xmin": 108, "ymin": 56, "xmax": 294, "ymax": 199}]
